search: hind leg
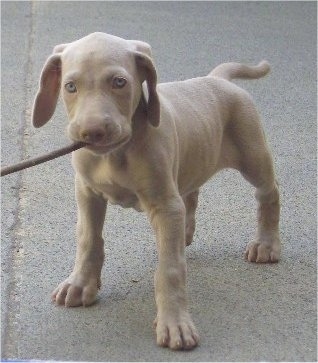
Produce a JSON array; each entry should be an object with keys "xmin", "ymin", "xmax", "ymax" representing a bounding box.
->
[
  {"xmin": 245, "ymin": 179, "xmax": 281, "ymax": 262},
  {"xmin": 240, "ymin": 146, "xmax": 281, "ymax": 263},
  {"xmin": 228, "ymin": 94, "xmax": 281, "ymax": 263},
  {"xmin": 183, "ymin": 190, "xmax": 199, "ymax": 246}
]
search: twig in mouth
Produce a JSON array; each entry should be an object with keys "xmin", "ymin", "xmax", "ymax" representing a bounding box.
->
[{"xmin": 1, "ymin": 142, "xmax": 86, "ymax": 177}]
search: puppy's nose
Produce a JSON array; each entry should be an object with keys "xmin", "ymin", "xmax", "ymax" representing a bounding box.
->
[{"xmin": 80, "ymin": 127, "xmax": 107, "ymax": 143}]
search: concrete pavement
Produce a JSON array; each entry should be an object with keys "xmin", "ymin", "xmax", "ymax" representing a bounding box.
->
[{"xmin": 1, "ymin": 1, "xmax": 316, "ymax": 361}]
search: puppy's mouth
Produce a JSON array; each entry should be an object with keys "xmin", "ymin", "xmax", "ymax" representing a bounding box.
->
[{"xmin": 83, "ymin": 135, "xmax": 131, "ymax": 154}]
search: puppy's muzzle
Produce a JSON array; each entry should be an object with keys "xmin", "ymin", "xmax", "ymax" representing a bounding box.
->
[
  {"xmin": 69, "ymin": 115, "xmax": 131, "ymax": 154},
  {"xmin": 80, "ymin": 126, "xmax": 108, "ymax": 144}
]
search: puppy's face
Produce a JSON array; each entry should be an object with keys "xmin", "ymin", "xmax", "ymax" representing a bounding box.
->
[
  {"xmin": 32, "ymin": 33, "xmax": 160, "ymax": 155},
  {"xmin": 62, "ymin": 35, "xmax": 141, "ymax": 154}
]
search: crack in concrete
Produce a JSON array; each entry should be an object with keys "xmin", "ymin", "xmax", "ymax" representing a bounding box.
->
[{"xmin": 2, "ymin": 2, "xmax": 36, "ymax": 359}]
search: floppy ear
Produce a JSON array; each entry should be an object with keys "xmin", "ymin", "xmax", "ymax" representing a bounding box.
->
[
  {"xmin": 32, "ymin": 54, "xmax": 62, "ymax": 128},
  {"xmin": 134, "ymin": 52, "xmax": 160, "ymax": 127},
  {"xmin": 129, "ymin": 40, "xmax": 153, "ymax": 58},
  {"xmin": 53, "ymin": 43, "xmax": 69, "ymax": 54}
]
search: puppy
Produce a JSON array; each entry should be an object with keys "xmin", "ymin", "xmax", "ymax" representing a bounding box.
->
[{"xmin": 32, "ymin": 33, "xmax": 280, "ymax": 350}]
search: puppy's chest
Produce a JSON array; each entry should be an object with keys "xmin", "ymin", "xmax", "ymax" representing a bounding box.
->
[{"xmin": 84, "ymin": 161, "xmax": 141, "ymax": 211}]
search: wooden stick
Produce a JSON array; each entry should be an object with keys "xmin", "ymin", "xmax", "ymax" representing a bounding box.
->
[{"xmin": 1, "ymin": 142, "xmax": 86, "ymax": 177}]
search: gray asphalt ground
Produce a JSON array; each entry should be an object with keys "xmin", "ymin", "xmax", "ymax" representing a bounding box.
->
[{"xmin": 1, "ymin": 1, "xmax": 317, "ymax": 362}]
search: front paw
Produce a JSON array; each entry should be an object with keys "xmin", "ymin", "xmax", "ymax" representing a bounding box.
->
[
  {"xmin": 154, "ymin": 312, "xmax": 199, "ymax": 350},
  {"xmin": 245, "ymin": 238, "xmax": 281, "ymax": 263},
  {"xmin": 52, "ymin": 274, "xmax": 100, "ymax": 307}
]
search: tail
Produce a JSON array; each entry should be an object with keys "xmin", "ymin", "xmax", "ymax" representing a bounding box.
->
[{"xmin": 209, "ymin": 60, "xmax": 270, "ymax": 81}]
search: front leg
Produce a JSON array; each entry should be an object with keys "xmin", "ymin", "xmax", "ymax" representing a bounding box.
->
[
  {"xmin": 52, "ymin": 175, "xmax": 107, "ymax": 307},
  {"xmin": 144, "ymin": 194, "xmax": 199, "ymax": 350}
]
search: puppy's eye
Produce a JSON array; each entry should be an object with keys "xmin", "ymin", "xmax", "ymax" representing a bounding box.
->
[
  {"xmin": 112, "ymin": 76, "xmax": 127, "ymax": 89},
  {"xmin": 65, "ymin": 82, "xmax": 77, "ymax": 93}
]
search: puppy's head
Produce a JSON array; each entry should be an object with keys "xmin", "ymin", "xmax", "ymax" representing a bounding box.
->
[{"xmin": 32, "ymin": 32, "xmax": 160, "ymax": 155}]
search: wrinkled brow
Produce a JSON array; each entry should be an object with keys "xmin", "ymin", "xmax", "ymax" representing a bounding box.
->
[{"xmin": 63, "ymin": 71, "xmax": 82, "ymax": 82}]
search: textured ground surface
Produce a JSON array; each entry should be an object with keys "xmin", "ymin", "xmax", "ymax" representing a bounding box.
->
[{"xmin": 1, "ymin": 2, "xmax": 316, "ymax": 361}]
